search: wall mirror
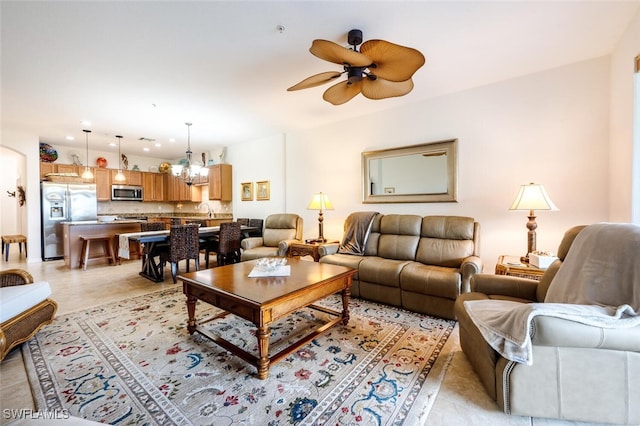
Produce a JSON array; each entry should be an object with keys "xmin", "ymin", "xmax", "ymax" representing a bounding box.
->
[{"xmin": 362, "ymin": 139, "xmax": 458, "ymax": 203}]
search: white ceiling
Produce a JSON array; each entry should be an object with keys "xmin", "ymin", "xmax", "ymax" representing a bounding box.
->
[{"xmin": 2, "ymin": 1, "xmax": 639, "ymax": 160}]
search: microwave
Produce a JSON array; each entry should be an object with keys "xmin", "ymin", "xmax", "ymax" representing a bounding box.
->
[{"xmin": 111, "ymin": 185, "xmax": 143, "ymax": 201}]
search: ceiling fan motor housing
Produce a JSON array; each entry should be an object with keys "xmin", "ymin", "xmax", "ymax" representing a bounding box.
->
[{"xmin": 348, "ymin": 29, "xmax": 363, "ymax": 47}]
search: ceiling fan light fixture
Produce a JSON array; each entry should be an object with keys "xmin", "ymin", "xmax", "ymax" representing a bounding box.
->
[
  {"xmin": 347, "ymin": 67, "xmax": 364, "ymax": 84},
  {"xmin": 289, "ymin": 29, "xmax": 424, "ymax": 105}
]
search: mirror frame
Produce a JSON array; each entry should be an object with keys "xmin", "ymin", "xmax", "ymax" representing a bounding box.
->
[{"xmin": 362, "ymin": 139, "xmax": 458, "ymax": 203}]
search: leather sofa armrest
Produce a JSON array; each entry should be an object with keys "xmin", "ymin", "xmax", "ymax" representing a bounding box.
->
[
  {"xmin": 460, "ymin": 256, "xmax": 484, "ymax": 293},
  {"xmin": 241, "ymin": 237, "xmax": 264, "ymax": 250},
  {"xmin": 470, "ymin": 274, "xmax": 539, "ymax": 301},
  {"xmin": 278, "ymin": 239, "xmax": 301, "ymax": 257},
  {"xmin": 318, "ymin": 243, "xmax": 340, "ymax": 257},
  {"xmin": 531, "ymin": 316, "xmax": 640, "ymax": 352}
]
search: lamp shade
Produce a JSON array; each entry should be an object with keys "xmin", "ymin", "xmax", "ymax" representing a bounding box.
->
[
  {"xmin": 509, "ymin": 183, "xmax": 558, "ymax": 211},
  {"xmin": 307, "ymin": 192, "xmax": 334, "ymax": 211}
]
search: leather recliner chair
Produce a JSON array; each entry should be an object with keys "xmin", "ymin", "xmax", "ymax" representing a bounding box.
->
[
  {"xmin": 455, "ymin": 225, "xmax": 640, "ymax": 424},
  {"xmin": 241, "ymin": 213, "xmax": 303, "ymax": 261}
]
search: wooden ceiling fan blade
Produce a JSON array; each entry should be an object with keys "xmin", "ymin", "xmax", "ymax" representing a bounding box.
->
[
  {"xmin": 323, "ymin": 80, "xmax": 362, "ymax": 105},
  {"xmin": 361, "ymin": 78, "xmax": 414, "ymax": 100},
  {"xmin": 360, "ymin": 40, "xmax": 425, "ymax": 82},
  {"xmin": 310, "ymin": 39, "xmax": 372, "ymax": 67},
  {"xmin": 287, "ymin": 71, "xmax": 343, "ymax": 91}
]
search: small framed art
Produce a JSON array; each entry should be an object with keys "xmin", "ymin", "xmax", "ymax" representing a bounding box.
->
[
  {"xmin": 256, "ymin": 180, "xmax": 270, "ymax": 200},
  {"xmin": 241, "ymin": 182, "xmax": 253, "ymax": 201}
]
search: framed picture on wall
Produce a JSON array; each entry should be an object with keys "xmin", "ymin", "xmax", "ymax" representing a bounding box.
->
[
  {"xmin": 241, "ymin": 182, "xmax": 253, "ymax": 201},
  {"xmin": 256, "ymin": 180, "xmax": 270, "ymax": 200}
]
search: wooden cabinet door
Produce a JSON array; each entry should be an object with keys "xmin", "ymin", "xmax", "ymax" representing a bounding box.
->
[
  {"xmin": 129, "ymin": 171, "xmax": 142, "ymax": 186},
  {"xmin": 142, "ymin": 172, "xmax": 154, "ymax": 201},
  {"xmin": 154, "ymin": 173, "xmax": 166, "ymax": 201},
  {"xmin": 208, "ymin": 164, "xmax": 232, "ymax": 201},
  {"xmin": 94, "ymin": 168, "xmax": 111, "ymax": 201},
  {"xmin": 142, "ymin": 172, "xmax": 166, "ymax": 201},
  {"xmin": 40, "ymin": 162, "xmax": 56, "ymax": 180},
  {"xmin": 56, "ymin": 164, "xmax": 77, "ymax": 174}
]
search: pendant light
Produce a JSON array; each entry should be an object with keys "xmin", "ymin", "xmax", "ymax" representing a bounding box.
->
[
  {"xmin": 81, "ymin": 129, "xmax": 94, "ymax": 180},
  {"xmin": 172, "ymin": 122, "xmax": 207, "ymax": 186},
  {"xmin": 114, "ymin": 135, "xmax": 126, "ymax": 182}
]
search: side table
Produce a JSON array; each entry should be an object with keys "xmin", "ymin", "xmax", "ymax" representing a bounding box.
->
[
  {"xmin": 495, "ymin": 255, "xmax": 545, "ymax": 281},
  {"xmin": 289, "ymin": 241, "xmax": 338, "ymax": 262}
]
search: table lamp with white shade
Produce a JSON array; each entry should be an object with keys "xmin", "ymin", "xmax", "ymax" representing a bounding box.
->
[
  {"xmin": 509, "ymin": 183, "xmax": 558, "ymax": 263},
  {"xmin": 307, "ymin": 192, "xmax": 334, "ymax": 243}
]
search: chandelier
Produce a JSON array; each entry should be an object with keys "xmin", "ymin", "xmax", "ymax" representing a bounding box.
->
[{"xmin": 171, "ymin": 122, "xmax": 208, "ymax": 186}]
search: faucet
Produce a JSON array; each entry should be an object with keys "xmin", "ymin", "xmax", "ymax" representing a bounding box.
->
[{"xmin": 197, "ymin": 202, "xmax": 212, "ymax": 218}]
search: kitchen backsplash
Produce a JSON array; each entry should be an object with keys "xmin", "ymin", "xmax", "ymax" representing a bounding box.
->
[{"xmin": 97, "ymin": 200, "xmax": 232, "ymax": 217}]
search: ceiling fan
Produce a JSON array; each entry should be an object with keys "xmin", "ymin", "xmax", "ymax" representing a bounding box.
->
[{"xmin": 287, "ymin": 29, "xmax": 425, "ymax": 105}]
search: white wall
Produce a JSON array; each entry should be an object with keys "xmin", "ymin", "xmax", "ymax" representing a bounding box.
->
[
  {"xmin": 227, "ymin": 133, "xmax": 287, "ymax": 219},
  {"xmin": 231, "ymin": 57, "xmax": 612, "ymax": 271},
  {"xmin": 0, "ymin": 128, "xmax": 42, "ymax": 261},
  {"xmin": 0, "ymin": 147, "xmax": 27, "ymax": 237},
  {"xmin": 609, "ymin": 8, "xmax": 640, "ymax": 223}
]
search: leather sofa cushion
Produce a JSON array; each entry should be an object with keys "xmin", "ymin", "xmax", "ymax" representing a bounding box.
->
[
  {"xmin": 416, "ymin": 238, "xmax": 474, "ymax": 268},
  {"xmin": 262, "ymin": 214, "xmax": 300, "ymax": 247},
  {"xmin": 400, "ymin": 262, "xmax": 461, "ymax": 299},
  {"xmin": 319, "ymin": 253, "xmax": 364, "ymax": 281},
  {"xmin": 359, "ymin": 257, "xmax": 411, "ymax": 288},
  {"xmin": 241, "ymin": 246, "xmax": 280, "ymax": 261},
  {"xmin": 421, "ymin": 216, "xmax": 475, "ymax": 240},
  {"xmin": 416, "ymin": 216, "xmax": 476, "ymax": 267},
  {"xmin": 377, "ymin": 214, "xmax": 421, "ymax": 260}
]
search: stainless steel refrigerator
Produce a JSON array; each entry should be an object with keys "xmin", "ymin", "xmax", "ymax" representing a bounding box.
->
[{"xmin": 41, "ymin": 182, "xmax": 98, "ymax": 260}]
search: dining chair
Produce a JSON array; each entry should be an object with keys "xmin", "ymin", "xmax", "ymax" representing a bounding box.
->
[
  {"xmin": 160, "ymin": 224, "xmax": 201, "ymax": 283},
  {"xmin": 248, "ymin": 218, "xmax": 263, "ymax": 237},
  {"xmin": 237, "ymin": 218, "xmax": 250, "ymax": 226},
  {"xmin": 140, "ymin": 221, "xmax": 169, "ymax": 260},
  {"xmin": 203, "ymin": 222, "xmax": 242, "ymax": 268}
]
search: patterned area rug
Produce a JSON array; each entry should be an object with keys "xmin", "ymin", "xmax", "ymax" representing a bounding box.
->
[{"xmin": 23, "ymin": 287, "xmax": 455, "ymax": 425}]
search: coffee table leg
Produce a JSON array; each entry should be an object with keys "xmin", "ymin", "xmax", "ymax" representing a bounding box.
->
[
  {"xmin": 340, "ymin": 287, "xmax": 351, "ymax": 325},
  {"xmin": 257, "ymin": 325, "xmax": 271, "ymax": 379},
  {"xmin": 186, "ymin": 295, "xmax": 197, "ymax": 335}
]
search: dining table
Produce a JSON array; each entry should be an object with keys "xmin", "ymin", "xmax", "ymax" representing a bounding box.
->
[{"xmin": 118, "ymin": 225, "xmax": 256, "ymax": 282}]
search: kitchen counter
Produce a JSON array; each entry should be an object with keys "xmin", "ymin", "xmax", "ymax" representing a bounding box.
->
[
  {"xmin": 64, "ymin": 219, "xmax": 146, "ymax": 225},
  {"xmin": 62, "ymin": 221, "xmax": 144, "ymax": 269}
]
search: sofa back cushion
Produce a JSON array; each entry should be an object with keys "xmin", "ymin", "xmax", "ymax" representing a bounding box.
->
[
  {"xmin": 262, "ymin": 214, "xmax": 302, "ymax": 247},
  {"xmin": 376, "ymin": 214, "xmax": 422, "ymax": 261},
  {"xmin": 416, "ymin": 216, "xmax": 476, "ymax": 267}
]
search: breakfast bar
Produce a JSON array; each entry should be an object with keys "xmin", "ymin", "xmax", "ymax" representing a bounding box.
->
[{"xmin": 61, "ymin": 220, "xmax": 144, "ymax": 269}]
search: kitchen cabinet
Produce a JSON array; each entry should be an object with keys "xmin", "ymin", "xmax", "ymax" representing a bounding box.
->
[
  {"xmin": 94, "ymin": 168, "xmax": 111, "ymax": 201},
  {"xmin": 208, "ymin": 164, "xmax": 232, "ymax": 201},
  {"xmin": 39, "ymin": 162, "xmax": 56, "ymax": 180},
  {"xmin": 165, "ymin": 174, "xmax": 202, "ymax": 202},
  {"xmin": 110, "ymin": 169, "xmax": 142, "ymax": 186},
  {"xmin": 39, "ymin": 162, "xmax": 95, "ymax": 183},
  {"xmin": 142, "ymin": 172, "xmax": 166, "ymax": 202}
]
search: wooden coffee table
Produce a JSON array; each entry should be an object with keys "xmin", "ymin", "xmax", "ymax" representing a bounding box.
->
[{"xmin": 179, "ymin": 258, "xmax": 356, "ymax": 379}]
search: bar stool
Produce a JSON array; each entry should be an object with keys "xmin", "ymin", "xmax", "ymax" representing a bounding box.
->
[
  {"xmin": 1, "ymin": 234, "xmax": 27, "ymax": 261},
  {"xmin": 79, "ymin": 235, "xmax": 116, "ymax": 270}
]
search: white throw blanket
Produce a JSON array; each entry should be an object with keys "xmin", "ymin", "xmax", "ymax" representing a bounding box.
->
[{"xmin": 464, "ymin": 223, "xmax": 640, "ymax": 365}]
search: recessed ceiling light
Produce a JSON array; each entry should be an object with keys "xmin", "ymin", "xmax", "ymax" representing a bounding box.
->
[
  {"xmin": 155, "ymin": 143, "xmax": 161, "ymax": 148},
  {"xmin": 81, "ymin": 120, "xmax": 91, "ymax": 127},
  {"xmin": 169, "ymin": 138, "xmax": 175, "ymax": 143},
  {"xmin": 143, "ymin": 147, "xmax": 150, "ymax": 152},
  {"xmin": 109, "ymin": 142, "xmax": 116, "ymax": 147},
  {"xmin": 65, "ymin": 136, "xmax": 75, "ymax": 141}
]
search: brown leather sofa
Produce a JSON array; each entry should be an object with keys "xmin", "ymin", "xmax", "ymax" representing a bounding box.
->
[
  {"xmin": 319, "ymin": 214, "xmax": 482, "ymax": 320},
  {"xmin": 455, "ymin": 225, "xmax": 640, "ymax": 424}
]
